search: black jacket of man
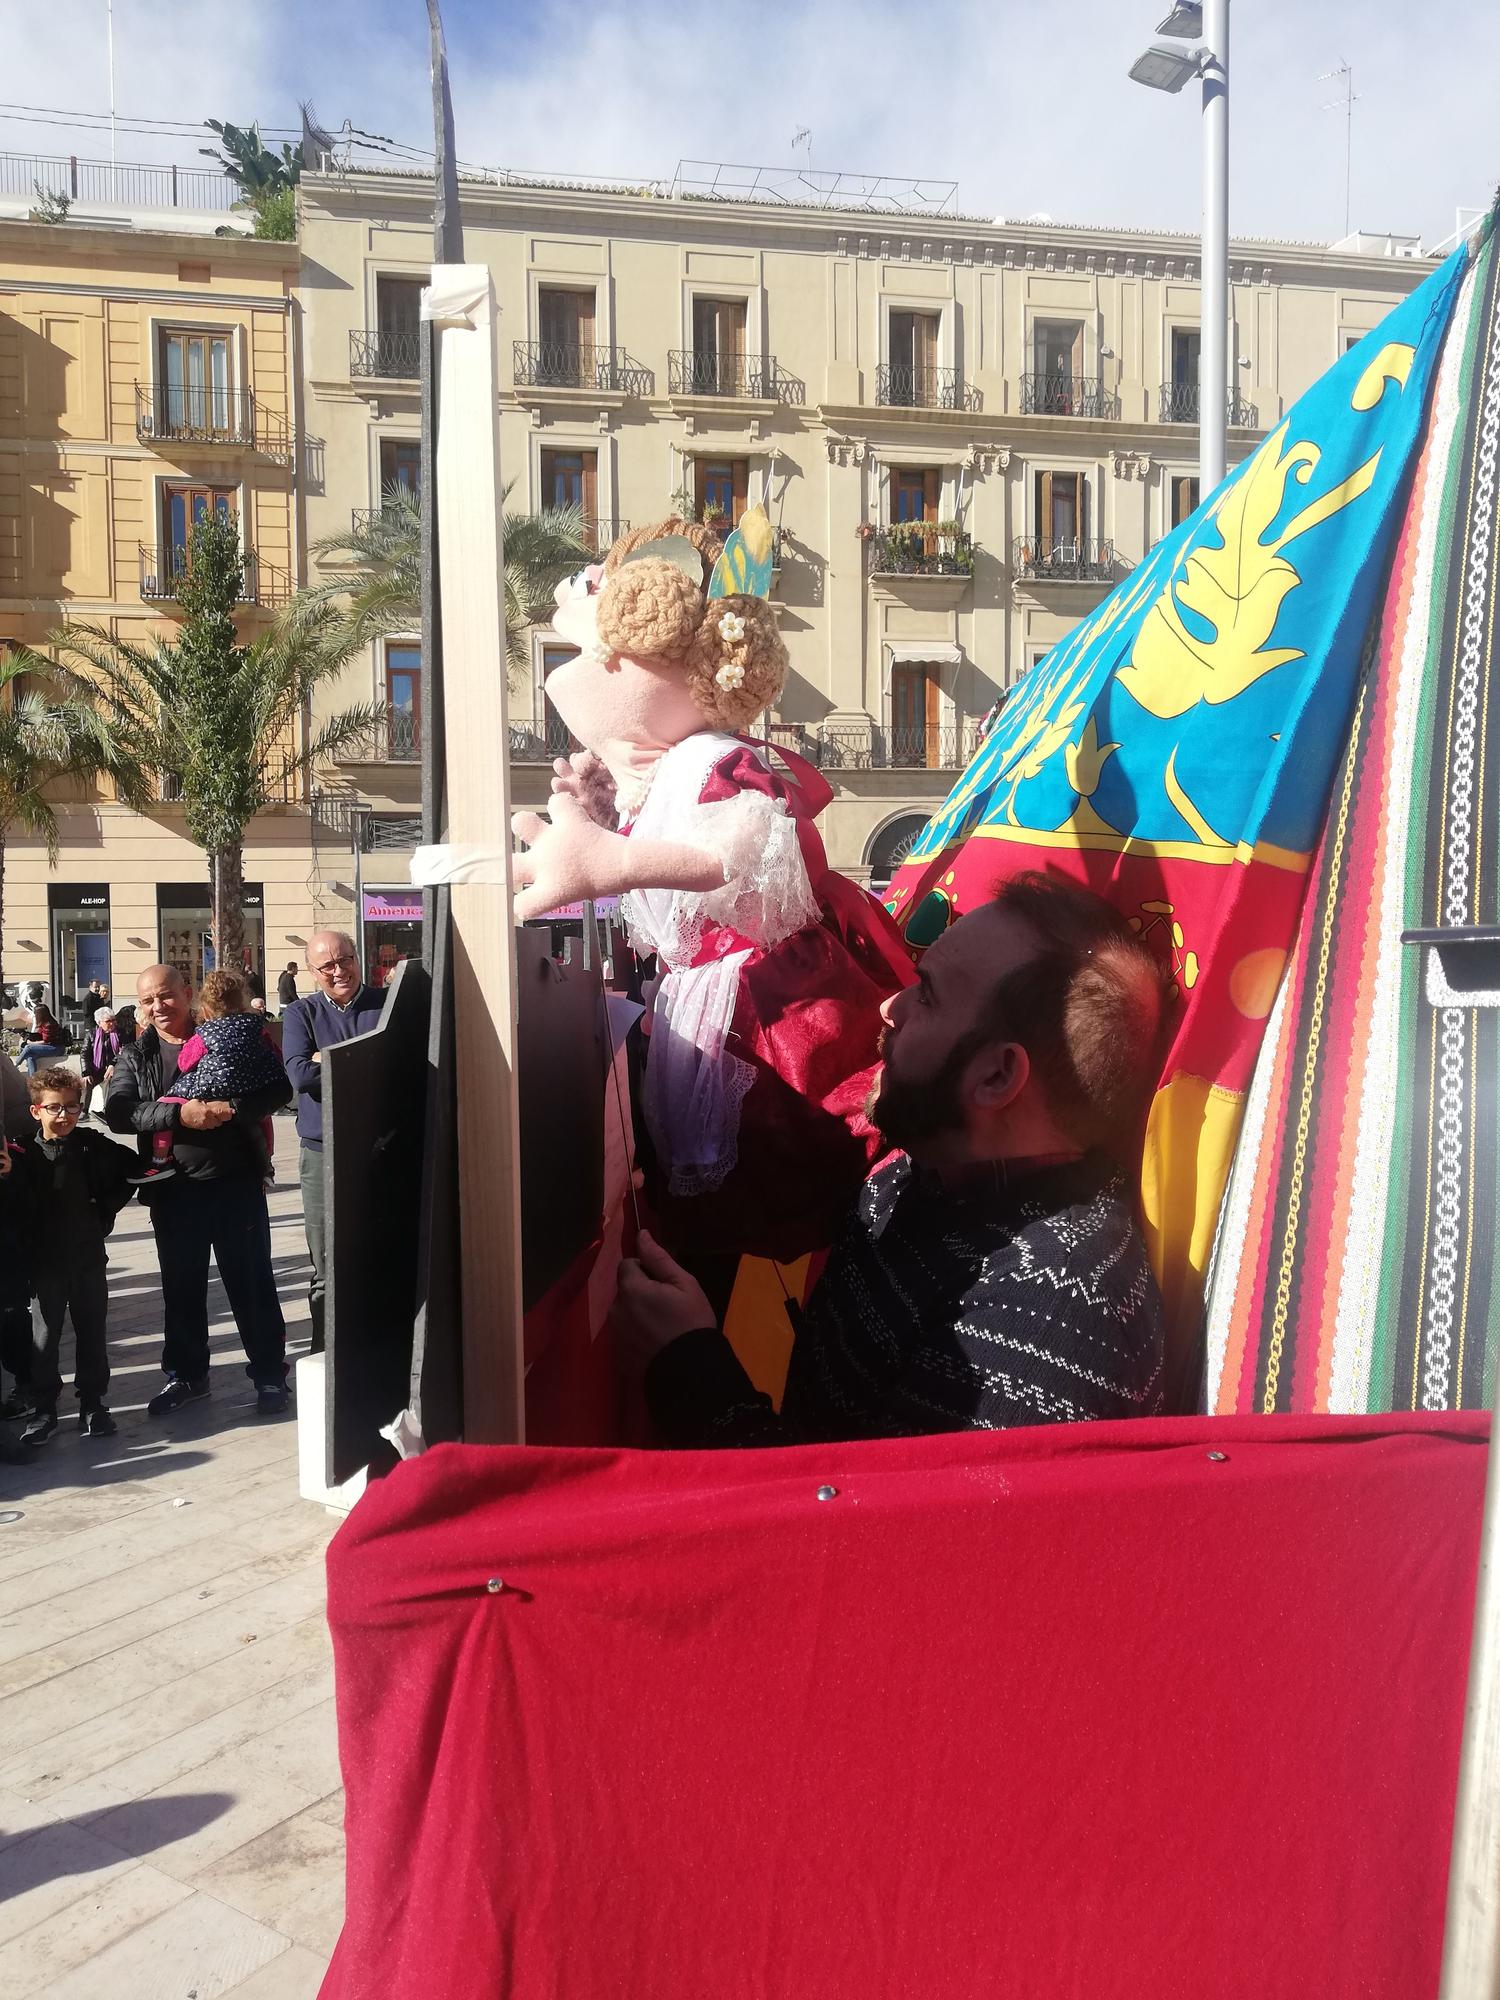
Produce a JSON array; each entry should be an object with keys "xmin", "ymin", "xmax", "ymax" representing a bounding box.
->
[{"xmin": 105, "ymin": 1024, "xmax": 292, "ymax": 1180}]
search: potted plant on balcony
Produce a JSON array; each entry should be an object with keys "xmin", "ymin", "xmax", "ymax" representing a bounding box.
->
[
  {"xmin": 701, "ymin": 502, "xmax": 728, "ymax": 530},
  {"xmin": 855, "ymin": 520, "xmax": 876, "ymax": 542},
  {"xmin": 669, "ymin": 483, "xmax": 697, "ymax": 519}
]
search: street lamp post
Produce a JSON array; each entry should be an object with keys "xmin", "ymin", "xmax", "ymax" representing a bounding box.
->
[{"xmin": 1129, "ymin": 0, "xmax": 1231, "ymax": 491}]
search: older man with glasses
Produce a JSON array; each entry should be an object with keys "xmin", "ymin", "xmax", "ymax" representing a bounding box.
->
[{"xmin": 280, "ymin": 932, "xmax": 386, "ymax": 1354}]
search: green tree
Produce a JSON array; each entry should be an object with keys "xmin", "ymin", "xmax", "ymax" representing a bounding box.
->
[
  {"xmin": 308, "ymin": 483, "xmax": 596, "ymax": 679},
  {"xmin": 201, "ymin": 119, "xmax": 301, "ymax": 196},
  {"xmin": 202, "ymin": 120, "xmax": 301, "ymax": 241},
  {"xmin": 46, "ymin": 513, "xmax": 381, "ymax": 970},
  {"xmin": 0, "ymin": 652, "xmax": 147, "ymax": 978}
]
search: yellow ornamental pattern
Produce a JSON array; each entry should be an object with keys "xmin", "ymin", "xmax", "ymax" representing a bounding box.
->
[{"xmin": 1118, "ymin": 341, "xmax": 1414, "ymax": 722}]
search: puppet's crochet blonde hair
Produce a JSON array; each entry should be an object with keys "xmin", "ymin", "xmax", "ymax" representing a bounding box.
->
[{"xmin": 593, "ymin": 517, "xmax": 787, "ymax": 731}]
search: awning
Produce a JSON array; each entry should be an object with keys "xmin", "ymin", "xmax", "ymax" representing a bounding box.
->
[{"xmin": 885, "ymin": 641, "xmax": 962, "ymax": 665}]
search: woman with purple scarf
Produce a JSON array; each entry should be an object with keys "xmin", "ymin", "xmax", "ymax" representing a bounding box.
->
[{"xmin": 81, "ymin": 1008, "xmax": 123, "ymax": 1110}]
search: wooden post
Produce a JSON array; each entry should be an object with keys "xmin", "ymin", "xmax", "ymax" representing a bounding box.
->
[
  {"xmin": 425, "ymin": 265, "xmax": 525, "ymax": 1443},
  {"xmin": 1440, "ymin": 1423, "xmax": 1500, "ymax": 1996}
]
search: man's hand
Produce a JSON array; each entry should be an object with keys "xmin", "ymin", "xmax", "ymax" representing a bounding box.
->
[
  {"xmin": 0, "ymin": 1144, "xmax": 11, "ymax": 1178},
  {"xmin": 511, "ymin": 791, "xmax": 631, "ymax": 923},
  {"xmin": 311, "ymin": 1050, "xmax": 322, "ymax": 1065},
  {"xmin": 178, "ymin": 1100, "xmax": 234, "ymax": 1131},
  {"xmin": 615, "ymin": 1231, "xmax": 716, "ymax": 1374}
]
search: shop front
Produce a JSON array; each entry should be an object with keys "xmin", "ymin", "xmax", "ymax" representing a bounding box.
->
[
  {"xmin": 362, "ymin": 888, "xmax": 423, "ymax": 988},
  {"xmin": 49, "ymin": 883, "xmax": 111, "ymax": 1019},
  {"xmin": 158, "ymin": 882, "xmax": 265, "ymax": 990}
]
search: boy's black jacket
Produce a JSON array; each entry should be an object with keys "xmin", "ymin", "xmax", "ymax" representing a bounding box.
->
[{"xmin": 2, "ymin": 1127, "xmax": 136, "ymax": 1238}]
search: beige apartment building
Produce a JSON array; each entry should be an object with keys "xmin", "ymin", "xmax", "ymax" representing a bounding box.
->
[
  {"xmin": 0, "ymin": 212, "xmax": 304, "ymax": 1014},
  {"xmin": 1, "ymin": 160, "xmax": 1432, "ymax": 1007},
  {"xmin": 298, "ymin": 164, "xmax": 1428, "ymax": 954}
]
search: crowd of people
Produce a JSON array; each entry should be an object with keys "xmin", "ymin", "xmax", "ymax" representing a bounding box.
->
[
  {"xmin": 1, "ymin": 869, "xmax": 1173, "ymax": 1457},
  {"xmin": 0, "ymin": 932, "xmax": 384, "ymax": 1451}
]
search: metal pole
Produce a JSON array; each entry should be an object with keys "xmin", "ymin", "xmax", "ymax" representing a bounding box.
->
[
  {"xmin": 1199, "ymin": 0, "xmax": 1229, "ymax": 492},
  {"xmin": 1439, "ymin": 1421, "xmax": 1500, "ymax": 1997}
]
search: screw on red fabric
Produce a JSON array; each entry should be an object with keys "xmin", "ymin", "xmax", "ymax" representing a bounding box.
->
[{"xmin": 321, "ymin": 1412, "xmax": 1488, "ymax": 2000}]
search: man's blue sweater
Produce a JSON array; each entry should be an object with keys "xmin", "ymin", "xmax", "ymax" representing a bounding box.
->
[{"xmin": 280, "ymin": 985, "xmax": 386, "ymax": 1150}]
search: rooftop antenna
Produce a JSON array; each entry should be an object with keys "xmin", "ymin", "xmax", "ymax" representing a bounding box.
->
[
  {"xmin": 792, "ymin": 126, "xmax": 812, "ymax": 173},
  {"xmin": 1318, "ymin": 59, "xmax": 1357, "ymax": 237}
]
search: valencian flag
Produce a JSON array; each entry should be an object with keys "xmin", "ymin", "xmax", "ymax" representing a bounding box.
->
[{"xmin": 885, "ymin": 238, "xmax": 1473, "ymax": 1391}]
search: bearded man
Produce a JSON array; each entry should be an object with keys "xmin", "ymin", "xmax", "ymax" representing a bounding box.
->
[{"xmin": 617, "ymin": 871, "xmax": 1170, "ymax": 1446}]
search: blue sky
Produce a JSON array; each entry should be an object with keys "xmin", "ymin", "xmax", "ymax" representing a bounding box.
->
[{"xmin": 2, "ymin": 0, "xmax": 1493, "ymax": 247}]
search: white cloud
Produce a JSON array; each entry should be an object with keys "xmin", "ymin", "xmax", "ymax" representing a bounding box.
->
[{"xmin": 0, "ymin": 0, "xmax": 1492, "ymax": 248}]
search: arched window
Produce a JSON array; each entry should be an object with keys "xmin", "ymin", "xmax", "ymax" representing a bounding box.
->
[{"xmin": 866, "ymin": 812, "xmax": 930, "ymax": 893}]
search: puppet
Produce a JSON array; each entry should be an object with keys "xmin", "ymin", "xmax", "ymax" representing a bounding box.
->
[{"xmin": 512, "ymin": 509, "xmax": 913, "ymax": 1259}]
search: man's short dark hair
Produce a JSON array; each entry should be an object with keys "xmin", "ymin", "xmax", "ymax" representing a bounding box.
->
[{"xmin": 979, "ymin": 871, "xmax": 1170, "ymax": 1154}]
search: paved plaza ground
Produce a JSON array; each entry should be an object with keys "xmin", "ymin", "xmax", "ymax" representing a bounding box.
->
[{"xmin": 0, "ymin": 1110, "xmax": 341, "ymax": 1997}]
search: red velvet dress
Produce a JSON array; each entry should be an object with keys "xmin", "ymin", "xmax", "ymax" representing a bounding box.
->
[{"xmin": 621, "ymin": 731, "xmax": 913, "ymax": 1260}]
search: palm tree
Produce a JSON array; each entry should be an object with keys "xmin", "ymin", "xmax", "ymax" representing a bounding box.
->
[
  {"xmin": 308, "ymin": 483, "xmax": 597, "ymax": 678},
  {"xmin": 0, "ymin": 651, "xmax": 149, "ymax": 979},
  {"xmin": 40, "ymin": 514, "xmax": 381, "ymax": 969}
]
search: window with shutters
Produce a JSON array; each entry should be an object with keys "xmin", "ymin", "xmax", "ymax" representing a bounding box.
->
[
  {"xmin": 890, "ymin": 466, "xmax": 941, "ymax": 550},
  {"xmin": 537, "ymin": 287, "xmax": 597, "ymax": 387},
  {"xmin": 1163, "ymin": 327, "xmax": 1202, "ymax": 422},
  {"xmin": 1170, "ymin": 475, "xmax": 1200, "ymax": 529},
  {"xmin": 1033, "ymin": 470, "xmax": 1089, "ymax": 557},
  {"xmin": 159, "ymin": 328, "xmax": 233, "ymax": 434},
  {"xmin": 378, "ymin": 437, "xmax": 422, "ymax": 496},
  {"xmin": 694, "ymin": 457, "xmax": 749, "ymax": 527},
  {"xmin": 384, "ymin": 642, "xmax": 421, "ymax": 761},
  {"xmin": 690, "ymin": 297, "xmax": 749, "ymax": 395},
  {"xmin": 885, "ymin": 310, "xmax": 941, "ymax": 407},
  {"xmin": 376, "ymin": 277, "xmax": 424, "ymax": 336},
  {"xmin": 540, "ymin": 642, "xmax": 580, "ymax": 757},
  {"xmin": 889, "ymin": 661, "xmax": 943, "ymax": 769}
]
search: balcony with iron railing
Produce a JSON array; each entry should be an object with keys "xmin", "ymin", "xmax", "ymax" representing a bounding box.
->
[
  {"xmin": 139, "ymin": 545, "xmax": 290, "ymax": 609},
  {"xmin": 667, "ymin": 351, "xmax": 805, "ymax": 402},
  {"xmin": 875, "ymin": 363, "xmax": 968, "ymax": 411},
  {"xmin": 134, "ymin": 382, "xmax": 289, "ymax": 459},
  {"xmin": 1158, "ymin": 382, "xmax": 1261, "ymax": 427},
  {"xmin": 0, "ymin": 148, "xmax": 235, "ymax": 212},
  {"xmin": 1012, "ymin": 536, "xmax": 1132, "ymax": 585},
  {"xmin": 820, "ymin": 724, "xmax": 979, "ymax": 771},
  {"xmin": 350, "ymin": 330, "xmax": 421, "ymax": 380},
  {"xmin": 509, "ymin": 714, "xmax": 576, "ymax": 763},
  {"xmin": 512, "ymin": 341, "xmax": 654, "ymax": 397},
  {"xmin": 866, "ymin": 526, "xmax": 976, "ymax": 579},
  {"xmin": 386, "ymin": 708, "xmax": 420, "ymax": 761},
  {"xmin": 1018, "ymin": 374, "xmax": 1121, "ymax": 419}
]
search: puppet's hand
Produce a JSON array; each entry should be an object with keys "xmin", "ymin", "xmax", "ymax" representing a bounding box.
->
[
  {"xmin": 550, "ymin": 751, "xmax": 617, "ymax": 828},
  {"xmin": 512, "ymin": 792, "xmax": 631, "ymax": 921}
]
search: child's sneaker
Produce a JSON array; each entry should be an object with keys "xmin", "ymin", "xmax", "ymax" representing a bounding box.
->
[
  {"xmin": 80, "ymin": 1405, "xmax": 117, "ymax": 1438},
  {"xmin": 127, "ymin": 1162, "xmax": 176, "ymax": 1187},
  {"xmin": 20, "ymin": 1408, "xmax": 58, "ymax": 1446}
]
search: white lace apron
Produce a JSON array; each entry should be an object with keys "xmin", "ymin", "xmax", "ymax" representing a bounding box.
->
[{"xmin": 621, "ymin": 733, "xmax": 820, "ymax": 1198}]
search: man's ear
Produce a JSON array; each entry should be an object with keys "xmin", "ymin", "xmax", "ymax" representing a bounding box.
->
[{"xmin": 969, "ymin": 1040, "xmax": 1030, "ymax": 1113}]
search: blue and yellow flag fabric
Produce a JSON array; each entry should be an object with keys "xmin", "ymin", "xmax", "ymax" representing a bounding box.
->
[{"xmin": 885, "ymin": 241, "xmax": 1473, "ymax": 1380}]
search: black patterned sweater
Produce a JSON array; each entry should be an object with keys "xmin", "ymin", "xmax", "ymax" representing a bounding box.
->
[{"xmin": 645, "ymin": 1151, "xmax": 1166, "ymax": 1447}]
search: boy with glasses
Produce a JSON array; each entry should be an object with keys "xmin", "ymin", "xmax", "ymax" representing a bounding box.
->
[{"xmin": 9, "ymin": 1066, "xmax": 135, "ymax": 1444}]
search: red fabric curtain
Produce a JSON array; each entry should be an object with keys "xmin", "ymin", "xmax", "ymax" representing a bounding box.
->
[{"xmin": 322, "ymin": 1412, "xmax": 1486, "ymax": 2000}]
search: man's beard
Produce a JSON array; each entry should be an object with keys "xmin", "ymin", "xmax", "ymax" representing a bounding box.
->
[{"xmin": 865, "ymin": 1027, "xmax": 964, "ymax": 1153}]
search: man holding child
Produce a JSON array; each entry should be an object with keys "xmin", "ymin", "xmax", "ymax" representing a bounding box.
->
[{"xmin": 107, "ymin": 963, "xmax": 293, "ymax": 1416}]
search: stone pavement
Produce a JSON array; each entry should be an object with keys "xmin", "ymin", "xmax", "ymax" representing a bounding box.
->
[{"xmin": 0, "ymin": 1110, "xmax": 341, "ymax": 1998}]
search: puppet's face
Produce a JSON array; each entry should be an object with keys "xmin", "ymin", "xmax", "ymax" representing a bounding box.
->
[{"xmin": 547, "ymin": 568, "xmax": 705, "ymax": 760}]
